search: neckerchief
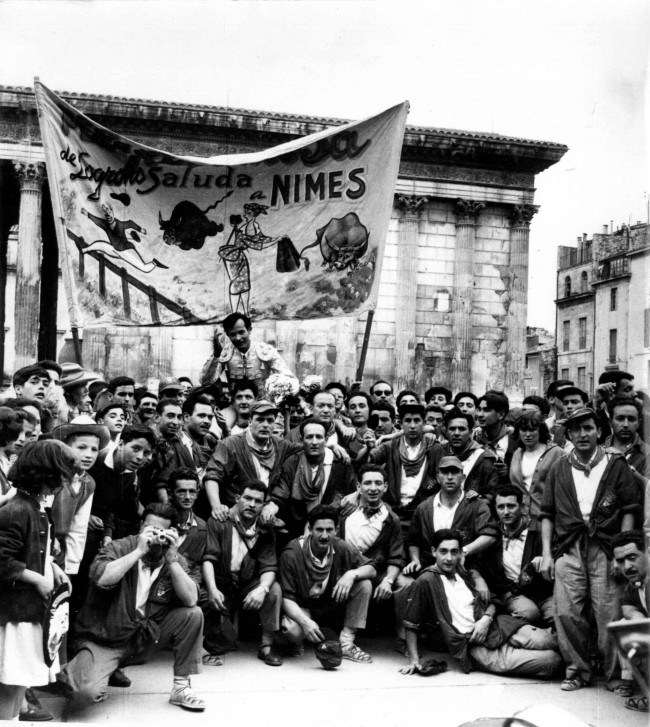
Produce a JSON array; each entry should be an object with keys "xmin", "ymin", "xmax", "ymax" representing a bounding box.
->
[
  {"xmin": 292, "ymin": 449, "xmax": 333, "ymax": 511},
  {"xmin": 230, "ymin": 508, "xmax": 260, "ymax": 548},
  {"xmin": 569, "ymin": 446, "xmax": 606, "ymax": 477},
  {"xmin": 245, "ymin": 428, "xmax": 277, "ymax": 470},
  {"xmin": 500, "ymin": 514, "xmax": 529, "ymax": 550},
  {"xmin": 175, "ymin": 510, "xmax": 194, "ymax": 535},
  {"xmin": 605, "ymin": 433, "xmax": 642, "ymax": 460},
  {"xmin": 476, "ymin": 424, "xmax": 509, "ymax": 456},
  {"xmin": 450, "ymin": 439, "xmax": 482, "ymax": 461},
  {"xmin": 399, "ymin": 436, "xmax": 428, "ymax": 477},
  {"xmin": 361, "ymin": 501, "xmax": 385, "ymax": 519},
  {"xmin": 301, "ymin": 535, "xmax": 333, "ymax": 585}
]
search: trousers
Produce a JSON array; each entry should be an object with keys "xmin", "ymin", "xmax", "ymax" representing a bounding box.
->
[
  {"xmin": 202, "ymin": 580, "xmax": 282, "ymax": 654},
  {"xmin": 470, "ymin": 624, "xmax": 562, "ymax": 677},
  {"xmin": 281, "ymin": 580, "xmax": 372, "ymax": 642},
  {"xmin": 62, "ymin": 606, "xmax": 203, "ymax": 709},
  {"xmin": 553, "ymin": 537, "xmax": 621, "ymax": 682}
]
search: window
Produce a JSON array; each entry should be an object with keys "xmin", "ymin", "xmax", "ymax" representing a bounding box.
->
[
  {"xmin": 561, "ymin": 368, "xmax": 570, "ymax": 380},
  {"xmin": 645, "ymin": 308, "xmax": 650, "ymax": 348},
  {"xmin": 609, "ymin": 329, "xmax": 617, "ymax": 363},
  {"xmin": 610, "ymin": 287, "xmax": 617, "ymax": 311},
  {"xmin": 578, "ymin": 317, "xmax": 587, "ymax": 349},
  {"xmin": 581, "ymin": 271, "xmax": 588, "ymax": 293},
  {"xmin": 434, "ymin": 291, "xmax": 450, "ymax": 312},
  {"xmin": 577, "ymin": 367, "xmax": 586, "ymax": 391},
  {"xmin": 562, "ymin": 320, "xmax": 570, "ymax": 352},
  {"xmin": 564, "ymin": 276, "xmax": 571, "ymax": 297}
]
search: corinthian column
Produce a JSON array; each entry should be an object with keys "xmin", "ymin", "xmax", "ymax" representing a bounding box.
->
[
  {"xmin": 394, "ymin": 195, "xmax": 426, "ymax": 391},
  {"xmin": 451, "ymin": 198, "xmax": 484, "ymax": 391},
  {"xmin": 13, "ymin": 161, "xmax": 46, "ymax": 369},
  {"xmin": 505, "ymin": 203, "xmax": 538, "ymax": 402}
]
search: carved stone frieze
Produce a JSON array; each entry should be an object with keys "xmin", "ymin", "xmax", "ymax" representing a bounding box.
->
[{"xmin": 399, "ymin": 162, "xmax": 535, "ymax": 188}]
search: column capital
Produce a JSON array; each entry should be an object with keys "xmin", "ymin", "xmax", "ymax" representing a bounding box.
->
[
  {"xmin": 396, "ymin": 194, "xmax": 427, "ymax": 219},
  {"xmin": 13, "ymin": 161, "xmax": 46, "ymax": 192},
  {"xmin": 454, "ymin": 198, "xmax": 485, "ymax": 224},
  {"xmin": 509, "ymin": 203, "xmax": 539, "ymax": 228}
]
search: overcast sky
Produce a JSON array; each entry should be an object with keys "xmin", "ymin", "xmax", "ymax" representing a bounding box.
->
[{"xmin": 1, "ymin": 0, "xmax": 648, "ymax": 331}]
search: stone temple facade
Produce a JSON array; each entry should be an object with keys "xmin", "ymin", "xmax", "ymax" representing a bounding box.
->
[{"xmin": 0, "ymin": 85, "xmax": 566, "ymax": 401}]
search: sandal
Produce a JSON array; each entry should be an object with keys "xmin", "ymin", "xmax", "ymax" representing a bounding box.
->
[
  {"xmin": 561, "ymin": 677, "xmax": 588, "ymax": 691},
  {"xmin": 169, "ymin": 682, "xmax": 205, "ymax": 711},
  {"xmin": 625, "ymin": 696, "xmax": 648, "ymax": 712},
  {"xmin": 341, "ymin": 644, "xmax": 372, "ymax": 663},
  {"xmin": 202, "ymin": 653, "xmax": 224, "ymax": 666},
  {"xmin": 612, "ymin": 680, "xmax": 636, "ymax": 698}
]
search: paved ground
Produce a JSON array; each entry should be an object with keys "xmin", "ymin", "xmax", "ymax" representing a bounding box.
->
[{"xmin": 31, "ymin": 638, "xmax": 647, "ymax": 727}]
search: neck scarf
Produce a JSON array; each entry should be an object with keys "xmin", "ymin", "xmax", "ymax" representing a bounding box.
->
[
  {"xmin": 292, "ymin": 450, "xmax": 332, "ymax": 511},
  {"xmin": 230, "ymin": 509, "xmax": 259, "ymax": 545},
  {"xmin": 399, "ymin": 436, "xmax": 428, "ymax": 477},
  {"xmin": 570, "ymin": 446, "xmax": 606, "ymax": 477},
  {"xmin": 500, "ymin": 514, "xmax": 529, "ymax": 549},
  {"xmin": 452, "ymin": 439, "xmax": 481, "ymax": 461},
  {"xmin": 245, "ymin": 428, "xmax": 277, "ymax": 470},
  {"xmin": 302, "ymin": 535, "xmax": 333, "ymax": 585},
  {"xmin": 361, "ymin": 501, "xmax": 384, "ymax": 519},
  {"xmin": 175, "ymin": 510, "xmax": 193, "ymax": 535}
]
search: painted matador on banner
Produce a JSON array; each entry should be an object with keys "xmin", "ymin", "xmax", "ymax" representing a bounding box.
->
[{"xmin": 35, "ymin": 81, "xmax": 408, "ymax": 328}]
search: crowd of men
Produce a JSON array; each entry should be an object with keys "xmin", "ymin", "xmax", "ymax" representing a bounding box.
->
[{"xmin": 0, "ymin": 310, "xmax": 648, "ymax": 717}]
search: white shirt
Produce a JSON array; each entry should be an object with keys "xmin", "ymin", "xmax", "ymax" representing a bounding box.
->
[
  {"xmin": 177, "ymin": 515, "xmax": 197, "ymax": 547},
  {"xmin": 345, "ymin": 504, "xmax": 389, "ymax": 554},
  {"xmin": 136, "ymin": 560, "xmax": 163, "ymax": 618},
  {"xmin": 461, "ymin": 448, "xmax": 483, "ymax": 479},
  {"xmin": 230, "ymin": 520, "xmax": 258, "ymax": 574},
  {"xmin": 572, "ymin": 455, "xmax": 608, "ymax": 522},
  {"xmin": 400, "ymin": 444, "xmax": 427, "ymax": 506},
  {"xmin": 521, "ymin": 448, "xmax": 544, "ymax": 491},
  {"xmin": 432, "ymin": 491, "xmax": 464, "ymax": 532},
  {"xmin": 441, "ymin": 574, "xmax": 475, "ymax": 634},
  {"xmin": 502, "ymin": 528, "xmax": 527, "ymax": 582}
]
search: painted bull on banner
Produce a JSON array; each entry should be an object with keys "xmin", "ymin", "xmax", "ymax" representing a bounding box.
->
[
  {"xmin": 159, "ymin": 192, "xmax": 232, "ymax": 250},
  {"xmin": 298, "ymin": 212, "xmax": 369, "ymax": 273}
]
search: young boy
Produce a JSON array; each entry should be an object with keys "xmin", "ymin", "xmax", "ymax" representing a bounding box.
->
[
  {"xmin": 51, "ymin": 416, "xmax": 110, "ymax": 579},
  {"xmin": 95, "ymin": 402, "xmax": 127, "ymax": 450}
]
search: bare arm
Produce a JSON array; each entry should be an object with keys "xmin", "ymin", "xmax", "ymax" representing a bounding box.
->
[
  {"xmin": 540, "ymin": 517, "xmax": 555, "ymax": 580},
  {"xmin": 399, "ymin": 628, "xmax": 422, "ymax": 674}
]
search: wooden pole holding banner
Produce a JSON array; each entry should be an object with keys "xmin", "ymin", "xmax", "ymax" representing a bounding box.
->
[
  {"xmin": 71, "ymin": 326, "xmax": 83, "ymax": 366},
  {"xmin": 355, "ymin": 309, "xmax": 374, "ymax": 384}
]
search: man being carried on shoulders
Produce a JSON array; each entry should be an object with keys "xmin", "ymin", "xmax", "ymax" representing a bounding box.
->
[{"xmin": 200, "ymin": 313, "xmax": 297, "ymax": 395}]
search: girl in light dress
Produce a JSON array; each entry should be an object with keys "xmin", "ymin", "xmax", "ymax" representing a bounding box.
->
[{"xmin": 0, "ymin": 440, "xmax": 76, "ymax": 720}]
